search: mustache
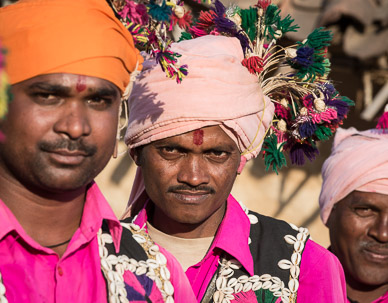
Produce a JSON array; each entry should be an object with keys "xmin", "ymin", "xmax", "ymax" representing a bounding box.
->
[
  {"xmin": 167, "ymin": 184, "xmax": 216, "ymax": 194},
  {"xmin": 38, "ymin": 139, "xmax": 97, "ymax": 156},
  {"xmin": 360, "ymin": 241, "xmax": 388, "ymax": 251}
]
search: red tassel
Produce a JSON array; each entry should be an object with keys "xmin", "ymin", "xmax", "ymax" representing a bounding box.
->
[{"xmin": 242, "ymin": 56, "xmax": 264, "ymax": 74}]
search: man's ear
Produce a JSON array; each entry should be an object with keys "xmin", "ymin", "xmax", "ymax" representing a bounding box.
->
[{"xmin": 131, "ymin": 147, "xmax": 142, "ymax": 166}]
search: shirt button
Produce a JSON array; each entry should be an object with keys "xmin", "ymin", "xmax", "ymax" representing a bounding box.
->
[{"xmin": 58, "ymin": 266, "xmax": 64, "ymax": 276}]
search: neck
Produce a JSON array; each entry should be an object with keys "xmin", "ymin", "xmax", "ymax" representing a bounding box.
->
[
  {"xmin": 0, "ymin": 173, "xmax": 86, "ymax": 257},
  {"xmin": 346, "ymin": 280, "xmax": 388, "ymax": 303},
  {"xmin": 149, "ymin": 202, "xmax": 226, "ymax": 239}
]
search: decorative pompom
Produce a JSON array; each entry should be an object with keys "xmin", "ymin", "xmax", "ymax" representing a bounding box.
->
[
  {"xmin": 240, "ymin": 8, "xmax": 258, "ymax": 41},
  {"xmin": 376, "ymin": 106, "xmax": 388, "ymax": 131},
  {"xmin": 299, "ymin": 121, "xmax": 317, "ymax": 138},
  {"xmin": 148, "ymin": 0, "xmax": 172, "ymax": 22},
  {"xmin": 170, "ymin": 9, "xmax": 193, "ymax": 30},
  {"xmin": 290, "ymin": 143, "xmax": 319, "ymax": 165},
  {"xmin": 262, "ymin": 134, "xmax": 287, "ymax": 174},
  {"xmin": 241, "ymin": 56, "xmax": 264, "ymax": 74}
]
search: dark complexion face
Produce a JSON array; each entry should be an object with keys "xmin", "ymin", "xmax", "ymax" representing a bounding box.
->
[
  {"xmin": 327, "ymin": 191, "xmax": 388, "ymax": 290},
  {"xmin": 0, "ymin": 73, "xmax": 121, "ymax": 194},
  {"xmin": 134, "ymin": 126, "xmax": 241, "ymax": 236}
]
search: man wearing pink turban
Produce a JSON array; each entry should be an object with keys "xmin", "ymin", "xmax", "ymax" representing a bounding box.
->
[
  {"xmin": 319, "ymin": 126, "xmax": 388, "ymax": 303},
  {"xmin": 123, "ymin": 35, "xmax": 347, "ymax": 302}
]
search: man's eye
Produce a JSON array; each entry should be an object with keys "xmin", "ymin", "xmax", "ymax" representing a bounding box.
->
[
  {"xmin": 354, "ymin": 207, "xmax": 373, "ymax": 217},
  {"xmin": 161, "ymin": 147, "xmax": 178, "ymax": 153},
  {"xmin": 33, "ymin": 92, "xmax": 58, "ymax": 102}
]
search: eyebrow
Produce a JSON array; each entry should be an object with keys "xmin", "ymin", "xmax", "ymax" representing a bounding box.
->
[
  {"xmin": 27, "ymin": 82, "xmax": 120, "ymax": 99},
  {"xmin": 27, "ymin": 82, "xmax": 71, "ymax": 95}
]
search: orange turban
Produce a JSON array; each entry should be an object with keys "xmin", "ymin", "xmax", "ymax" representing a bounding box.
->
[{"xmin": 0, "ymin": 0, "xmax": 143, "ymax": 93}]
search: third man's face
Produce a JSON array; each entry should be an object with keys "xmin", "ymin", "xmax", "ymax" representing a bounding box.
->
[
  {"xmin": 134, "ymin": 125, "xmax": 241, "ymax": 227},
  {"xmin": 327, "ymin": 191, "xmax": 388, "ymax": 288}
]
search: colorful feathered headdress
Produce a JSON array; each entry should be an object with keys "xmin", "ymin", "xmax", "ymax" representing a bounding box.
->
[
  {"xmin": 109, "ymin": 0, "xmax": 193, "ymax": 83},
  {"xmin": 178, "ymin": 0, "xmax": 354, "ymax": 173}
]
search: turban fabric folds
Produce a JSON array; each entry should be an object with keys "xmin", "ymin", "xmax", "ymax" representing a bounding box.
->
[
  {"xmin": 319, "ymin": 127, "xmax": 388, "ymax": 224},
  {"xmin": 124, "ymin": 35, "xmax": 275, "ymax": 161},
  {"xmin": 123, "ymin": 35, "xmax": 275, "ymax": 217},
  {"xmin": 0, "ymin": 0, "xmax": 143, "ymax": 93}
]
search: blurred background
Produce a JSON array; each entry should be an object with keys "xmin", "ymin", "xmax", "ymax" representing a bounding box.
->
[{"xmin": 2, "ymin": 0, "xmax": 387, "ymax": 247}]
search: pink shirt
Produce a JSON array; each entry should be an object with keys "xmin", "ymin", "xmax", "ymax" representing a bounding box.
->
[
  {"xmin": 135, "ymin": 195, "xmax": 348, "ymax": 302},
  {"xmin": 0, "ymin": 182, "xmax": 194, "ymax": 303}
]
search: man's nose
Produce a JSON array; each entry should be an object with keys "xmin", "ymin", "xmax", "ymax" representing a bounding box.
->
[
  {"xmin": 369, "ymin": 212, "xmax": 388, "ymax": 243},
  {"xmin": 177, "ymin": 154, "xmax": 210, "ymax": 187},
  {"xmin": 53, "ymin": 100, "xmax": 91, "ymax": 139}
]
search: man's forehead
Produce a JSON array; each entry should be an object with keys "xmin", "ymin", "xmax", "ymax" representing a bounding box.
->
[{"xmin": 16, "ymin": 73, "xmax": 120, "ymax": 94}]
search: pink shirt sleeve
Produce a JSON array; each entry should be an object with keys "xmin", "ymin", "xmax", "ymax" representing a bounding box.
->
[
  {"xmin": 158, "ymin": 245, "xmax": 197, "ymax": 303},
  {"xmin": 296, "ymin": 239, "xmax": 347, "ymax": 302}
]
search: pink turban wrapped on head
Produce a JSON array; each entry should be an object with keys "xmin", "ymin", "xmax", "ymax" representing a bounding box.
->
[
  {"xmin": 124, "ymin": 35, "xmax": 274, "ymax": 161},
  {"xmin": 123, "ymin": 35, "xmax": 275, "ymax": 217},
  {"xmin": 319, "ymin": 127, "xmax": 388, "ymax": 224}
]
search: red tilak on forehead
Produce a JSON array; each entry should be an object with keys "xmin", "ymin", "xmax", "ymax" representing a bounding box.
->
[
  {"xmin": 193, "ymin": 129, "xmax": 204, "ymax": 145},
  {"xmin": 76, "ymin": 75, "xmax": 87, "ymax": 92}
]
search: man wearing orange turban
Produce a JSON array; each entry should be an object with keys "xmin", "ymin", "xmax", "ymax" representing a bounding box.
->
[{"xmin": 0, "ymin": 0, "xmax": 195, "ymax": 302}]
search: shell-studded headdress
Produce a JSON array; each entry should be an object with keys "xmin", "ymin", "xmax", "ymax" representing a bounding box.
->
[{"xmin": 179, "ymin": 0, "xmax": 354, "ymax": 173}]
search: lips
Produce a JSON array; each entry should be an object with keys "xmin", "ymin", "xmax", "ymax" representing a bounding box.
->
[
  {"xmin": 171, "ymin": 191, "xmax": 211, "ymax": 204},
  {"xmin": 362, "ymin": 247, "xmax": 388, "ymax": 263},
  {"xmin": 46, "ymin": 149, "xmax": 88, "ymax": 165}
]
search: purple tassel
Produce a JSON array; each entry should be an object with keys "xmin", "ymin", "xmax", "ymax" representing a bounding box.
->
[
  {"xmin": 290, "ymin": 143, "xmax": 319, "ymax": 165},
  {"xmin": 299, "ymin": 121, "xmax": 317, "ymax": 138},
  {"xmin": 327, "ymin": 98, "xmax": 349, "ymax": 120}
]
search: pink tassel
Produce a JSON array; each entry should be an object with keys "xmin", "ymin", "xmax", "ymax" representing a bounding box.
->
[{"xmin": 376, "ymin": 108, "xmax": 388, "ymax": 131}]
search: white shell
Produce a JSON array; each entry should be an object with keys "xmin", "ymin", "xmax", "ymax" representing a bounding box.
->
[
  {"xmin": 273, "ymin": 291, "xmax": 282, "ymax": 297},
  {"xmin": 234, "ymin": 283, "xmax": 243, "ymax": 293},
  {"xmin": 0, "ymin": 283, "xmax": 5, "ymax": 296},
  {"xmin": 221, "ymin": 268, "xmax": 233, "ymax": 277},
  {"xmin": 249, "ymin": 275, "xmax": 260, "ymax": 283},
  {"xmin": 271, "ymin": 277, "xmax": 281, "ymax": 284},
  {"xmin": 288, "ymin": 278, "xmax": 299, "ymax": 293},
  {"xmin": 132, "ymin": 234, "xmax": 146, "ymax": 244},
  {"xmin": 294, "ymin": 241, "xmax": 304, "ymax": 253},
  {"xmin": 109, "ymin": 281, "xmax": 118, "ymax": 295},
  {"xmin": 243, "ymin": 282, "xmax": 253, "ymax": 292},
  {"xmin": 252, "ymin": 281, "xmax": 262, "ymax": 291},
  {"xmin": 102, "ymin": 233, "xmax": 114, "ymax": 244},
  {"xmin": 269, "ymin": 284, "xmax": 281, "ymax": 292},
  {"xmin": 278, "ymin": 259, "xmax": 292, "ymax": 270},
  {"xmin": 223, "ymin": 287, "xmax": 234, "ymax": 295},
  {"xmin": 237, "ymin": 275, "xmax": 248, "ymax": 283},
  {"xmin": 146, "ymin": 259, "xmax": 159, "ymax": 269},
  {"xmin": 248, "ymin": 214, "xmax": 258, "ymax": 224},
  {"xmin": 166, "ymin": 296, "xmax": 174, "ymax": 303},
  {"xmin": 260, "ymin": 274, "xmax": 272, "ymax": 281},
  {"xmin": 135, "ymin": 266, "xmax": 147, "ymax": 276},
  {"xmin": 213, "ymin": 290, "xmax": 221, "ymax": 303},
  {"xmin": 160, "ymin": 266, "xmax": 171, "ymax": 281},
  {"xmin": 216, "ymin": 276, "xmax": 227, "ymax": 290},
  {"xmin": 262, "ymin": 281, "xmax": 272, "ymax": 289},
  {"xmin": 227, "ymin": 277, "xmax": 238, "ymax": 287},
  {"xmin": 291, "ymin": 253, "xmax": 301, "ymax": 265},
  {"xmin": 149, "ymin": 245, "xmax": 160, "ymax": 255},
  {"xmin": 156, "ymin": 253, "xmax": 167, "ymax": 265},
  {"xmin": 107, "ymin": 255, "xmax": 119, "ymax": 265},
  {"xmin": 284, "ymin": 234, "xmax": 296, "ymax": 245},
  {"xmin": 164, "ymin": 280, "xmax": 174, "ymax": 296},
  {"xmin": 290, "ymin": 264, "xmax": 300, "ymax": 278}
]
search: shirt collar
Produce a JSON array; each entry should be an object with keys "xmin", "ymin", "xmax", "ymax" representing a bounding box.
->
[
  {"xmin": 0, "ymin": 181, "xmax": 122, "ymax": 253},
  {"xmin": 209, "ymin": 195, "xmax": 254, "ymax": 275},
  {"xmin": 80, "ymin": 181, "xmax": 122, "ymax": 252},
  {"xmin": 133, "ymin": 195, "xmax": 254, "ymax": 275}
]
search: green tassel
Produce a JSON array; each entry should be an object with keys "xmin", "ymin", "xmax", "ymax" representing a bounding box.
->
[
  {"xmin": 304, "ymin": 27, "xmax": 332, "ymax": 50},
  {"xmin": 178, "ymin": 31, "xmax": 193, "ymax": 42},
  {"xmin": 262, "ymin": 134, "xmax": 287, "ymax": 174},
  {"xmin": 339, "ymin": 95, "xmax": 355, "ymax": 106},
  {"xmin": 278, "ymin": 14, "xmax": 299, "ymax": 34},
  {"xmin": 314, "ymin": 125, "xmax": 333, "ymax": 141},
  {"xmin": 264, "ymin": 4, "xmax": 280, "ymax": 39},
  {"xmin": 240, "ymin": 8, "xmax": 258, "ymax": 42}
]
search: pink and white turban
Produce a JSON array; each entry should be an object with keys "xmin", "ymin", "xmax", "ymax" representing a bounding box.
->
[
  {"xmin": 123, "ymin": 35, "xmax": 275, "ymax": 216},
  {"xmin": 319, "ymin": 127, "xmax": 388, "ymax": 224}
]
